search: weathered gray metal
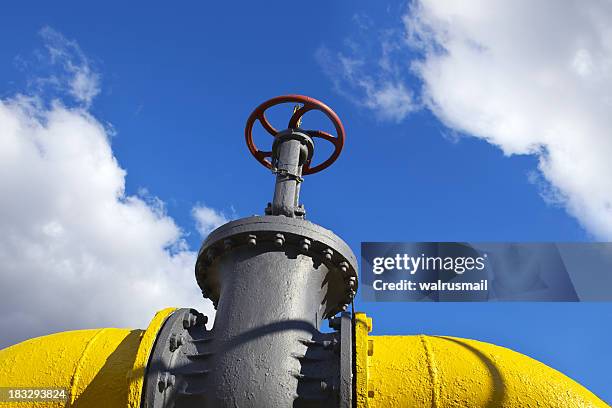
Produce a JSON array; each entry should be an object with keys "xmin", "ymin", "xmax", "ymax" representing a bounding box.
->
[
  {"xmin": 144, "ymin": 308, "xmax": 352, "ymax": 408},
  {"xmin": 266, "ymin": 130, "xmax": 314, "ymax": 218},
  {"xmin": 143, "ymin": 308, "xmax": 211, "ymax": 407},
  {"xmin": 197, "ymin": 215, "xmax": 357, "ymax": 315},
  {"xmin": 144, "ymin": 95, "xmax": 356, "ymax": 407},
  {"xmin": 188, "ymin": 216, "xmax": 356, "ymax": 406}
]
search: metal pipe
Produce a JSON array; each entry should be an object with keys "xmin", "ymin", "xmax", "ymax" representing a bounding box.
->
[
  {"xmin": 354, "ymin": 313, "xmax": 609, "ymax": 407},
  {"xmin": 0, "ymin": 308, "xmax": 176, "ymax": 408}
]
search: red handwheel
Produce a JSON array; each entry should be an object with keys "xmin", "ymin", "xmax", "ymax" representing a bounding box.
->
[{"xmin": 245, "ymin": 95, "xmax": 346, "ymax": 175}]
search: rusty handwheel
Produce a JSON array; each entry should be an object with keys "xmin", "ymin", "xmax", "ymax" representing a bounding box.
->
[{"xmin": 245, "ymin": 94, "xmax": 346, "ymax": 175}]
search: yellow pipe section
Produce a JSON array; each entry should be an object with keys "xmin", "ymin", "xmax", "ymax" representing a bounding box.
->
[
  {"xmin": 0, "ymin": 308, "xmax": 175, "ymax": 408},
  {"xmin": 355, "ymin": 313, "xmax": 609, "ymax": 408}
]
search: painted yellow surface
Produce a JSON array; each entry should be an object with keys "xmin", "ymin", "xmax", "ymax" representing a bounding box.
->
[
  {"xmin": 127, "ymin": 308, "xmax": 176, "ymax": 408},
  {"xmin": 355, "ymin": 312, "xmax": 609, "ymax": 408},
  {"xmin": 0, "ymin": 308, "xmax": 175, "ymax": 408},
  {"xmin": 1, "ymin": 308, "xmax": 608, "ymax": 407}
]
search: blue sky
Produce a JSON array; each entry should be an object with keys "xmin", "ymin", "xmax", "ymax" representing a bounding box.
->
[{"xmin": 1, "ymin": 0, "xmax": 610, "ymax": 401}]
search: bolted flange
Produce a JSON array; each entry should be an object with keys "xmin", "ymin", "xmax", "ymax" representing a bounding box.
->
[
  {"xmin": 195, "ymin": 215, "xmax": 358, "ymax": 318},
  {"xmin": 143, "ymin": 309, "xmax": 212, "ymax": 407}
]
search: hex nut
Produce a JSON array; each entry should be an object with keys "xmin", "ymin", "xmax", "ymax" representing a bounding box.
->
[
  {"xmin": 300, "ymin": 238, "xmax": 311, "ymax": 252},
  {"xmin": 323, "ymin": 248, "xmax": 333, "ymax": 261},
  {"xmin": 274, "ymin": 233, "xmax": 285, "ymax": 247},
  {"xmin": 183, "ymin": 313, "xmax": 198, "ymax": 329},
  {"xmin": 247, "ymin": 234, "xmax": 257, "ymax": 246},
  {"xmin": 158, "ymin": 372, "xmax": 175, "ymax": 392},
  {"xmin": 169, "ymin": 333, "xmax": 184, "ymax": 352}
]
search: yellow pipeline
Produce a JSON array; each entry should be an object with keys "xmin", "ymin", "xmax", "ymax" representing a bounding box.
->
[
  {"xmin": 355, "ymin": 313, "xmax": 608, "ymax": 408},
  {"xmin": 0, "ymin": 308, "xmax": 175, "ymax": 408}
]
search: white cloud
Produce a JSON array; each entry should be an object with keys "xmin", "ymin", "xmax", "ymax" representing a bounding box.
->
[
  {"xmin": 37, "ymin": 26, "xmax": 100, "ymax": 106},
  {"xmin": 0, "ymin": 30, "xmax": 215, "ymax": 348},
  {"xmin": 404, "ymin": 0, "xmax": 612, "ymax": 239},
  {"xmin": 316, "ymin": 37, "xmax": 417, "ymax": 122},
  {"xmin": 192, "ymin": 205, "xmax": 230, "ymax": 238},
  {"xmin": 362, "ymin": 81, "xmax": 415, "ymax": 122},
  {"xmin": 321, "ymin": 1, "xmax": 612, "ymax": 239}
]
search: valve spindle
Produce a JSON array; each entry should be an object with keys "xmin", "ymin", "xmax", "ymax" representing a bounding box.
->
[{"xmin": 244, "ymin": 94, "xmax": 346, "ymax": 217}]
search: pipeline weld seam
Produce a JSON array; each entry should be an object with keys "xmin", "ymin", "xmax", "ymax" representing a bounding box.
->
[
  {"xmin": 419, "ymin": 335, "xmax": 440, "ymax": 408},
  {"xmin": 68, "ymin": 328, "xmax": 108, "ymax": 406}
]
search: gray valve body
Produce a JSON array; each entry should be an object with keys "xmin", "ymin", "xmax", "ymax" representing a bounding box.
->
[{"xmin": 142, "ymin": 128, "xmax": 357, "ymax": 408}]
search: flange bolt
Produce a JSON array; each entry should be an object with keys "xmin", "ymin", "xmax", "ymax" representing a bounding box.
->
[
  {"xmin": 300, "ymin": 238, "xmax": 311, "ymax": 252},
  {"xmin": 158, "ymin": 372, "xmax": 175, "ymax": 392},
  {"xmin": 339, "ymin": 261, "xmax": 349, "ymax": 275},
  {"xmin": 275, "ymin": 233, "xmax": 285, "ymax": 247},
  {"xmin": 169, "ymin": 333, "xmax": 184, "ymax": 352},
  {"xmin": 183, "ymin": 313, "xmax": 198, "ymax": 329},
  {"xmin": 323, "ymin": 248, "xmax": 333, "ymax": 261}
]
